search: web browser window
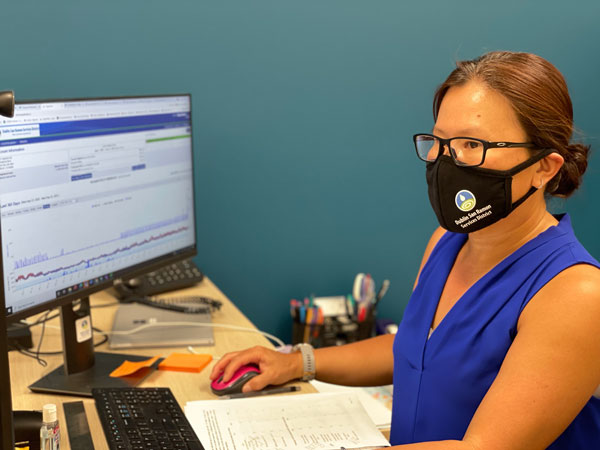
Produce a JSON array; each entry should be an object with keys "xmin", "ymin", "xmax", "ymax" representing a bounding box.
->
[{"xmin": 0, "ymin": 95, "xmax": 196, "ymax": 315}]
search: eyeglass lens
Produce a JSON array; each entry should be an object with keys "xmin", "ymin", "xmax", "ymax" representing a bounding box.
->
[{"xmin": 415, "ymin": 135, "xmax": 485, "ymax": 166}]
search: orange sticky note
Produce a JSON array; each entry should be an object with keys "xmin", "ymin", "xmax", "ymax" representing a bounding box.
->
[
  {"xmin": 110, "ymin": 356, "xmax": 161, "ymax": 378},
  {"xmin": 158, "ymin": 353, "xmax": 213, "ymax": 373}
]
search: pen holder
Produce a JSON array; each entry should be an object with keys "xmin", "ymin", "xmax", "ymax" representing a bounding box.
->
[
  {"xmin": 292, "ymin": 311, "xmax": 375, "ymax": 348},
  {"xmin": 356, "ymin": 311, "xmax": 376, "ymax": 341},
  {"xmin": 292, "ymin": 319, "xmax": 326, "ymax": 348}
]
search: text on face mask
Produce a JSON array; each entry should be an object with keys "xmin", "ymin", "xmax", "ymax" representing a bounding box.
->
[{"xmin": 455, "ymin": 204, "xmax": 493, "ymax": 228}]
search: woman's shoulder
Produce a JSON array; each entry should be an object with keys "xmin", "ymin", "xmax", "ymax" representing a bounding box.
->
[
  {"xmin": 413, "ymin": 226, "xmax": 448, "ymax": 288},
  {"xmin": 423, "ymin": 226, "xmax": 448, "ymax": 260},
  {"xmin": 550, "ymin": 263, "xmax": 600, "ymax": 296},
  {"xmin": 519, "ymin": 262, "xmax": 600, "ymax": 331}
]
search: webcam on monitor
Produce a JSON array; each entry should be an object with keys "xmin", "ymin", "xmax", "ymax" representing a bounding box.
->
[{"xmin": 0, "ymin": 91, "xmax": 14, "ymax": 118}]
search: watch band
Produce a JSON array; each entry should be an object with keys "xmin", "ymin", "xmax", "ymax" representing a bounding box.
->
[{"xmin": 293, "ymin": 343, "xmax": 316, "ymax": 381}]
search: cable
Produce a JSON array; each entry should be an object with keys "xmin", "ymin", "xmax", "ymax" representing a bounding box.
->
[
  {"xmin": 15, "ymin": 301, "xmax": 119, "ymax": 329},
  {"xmin": 15, "ymin": 345, "xmax": 48, "ymax": 367},
  {"xmin": 16, "ymin": 309, "xmax": 110, "ymax": 356},
  {"xmin": 34, "ymin": 310, "xmax": 51, "ymax": 364},
  {"xmin": 14, "ymin": 328, "xmax": 108, "ymax": 357},
  {"xmin": 30, "ymin": 310, "xmax": 59, "ymax": 325},
  {"xmin": 92, "ymin": 327, "xmax": 110, "ymax": 347},
  {"xmin": 187, "ymin": 346, "xmax": 222, "ymax": 359},
  {"xmin": 121, "ymin": 296, "xmax": 222, "ymax": 313}
]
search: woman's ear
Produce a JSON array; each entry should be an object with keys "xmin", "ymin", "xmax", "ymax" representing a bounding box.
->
[{"xmin": 536, "ymin": 152, "xmax": 564, "ymax": 187}]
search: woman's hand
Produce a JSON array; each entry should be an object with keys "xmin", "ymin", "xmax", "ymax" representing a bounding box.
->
[{"xmin": 209, "ymin": 346, "xmax": 303, "ymax": 393}]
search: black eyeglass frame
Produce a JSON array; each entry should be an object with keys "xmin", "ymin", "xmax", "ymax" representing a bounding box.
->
[{"xmin": 413, "ymin": 133, "xmax": 538, "ymax": 167}]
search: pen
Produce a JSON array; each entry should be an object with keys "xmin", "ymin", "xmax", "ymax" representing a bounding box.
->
[
  {"xmin": 299, "ymin": 306, "xmax": 306, "ymax": 324},
  {"xmin": 312, "ymin": 306, "xmax": 322, "ymax": 338},
  {"xmin": 374, "ymin": 279, "xmax": 390, "ymax": 307},
  {"xmin": 358, "ymin": 303, "xmax": 367, "ymax": 322},
  {"xmin": 304, "ymin": 308, "xmax": 313, "ymax": 343},
  {"xmin": 220, "ymin": 385, "xmax": 300, "ymax": 400},
  {"xmin": 364, "ymin": 274, "xmax": 371, "ymax": 302},
  {"xmin": 346, "ymin": 294, "xmax": 356, "ymax": 316},
  {"xmin": 290, "ymin": 299, "xmax": 297, "ymax": 319}
]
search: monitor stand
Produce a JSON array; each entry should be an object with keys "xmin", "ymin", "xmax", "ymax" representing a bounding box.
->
[{"xmin": 28, "ymin": 297, "xmax": 154, "ymax": 397}]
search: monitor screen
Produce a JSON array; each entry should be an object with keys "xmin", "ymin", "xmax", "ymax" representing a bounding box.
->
[{"xmin": 0, "ymin": 94, "xmax": 197, "ymax": 322}]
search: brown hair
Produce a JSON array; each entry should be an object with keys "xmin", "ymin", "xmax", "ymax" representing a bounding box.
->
[{"xmin": 433, "ymin": 51, "xmax": 589, "ymax": 197}]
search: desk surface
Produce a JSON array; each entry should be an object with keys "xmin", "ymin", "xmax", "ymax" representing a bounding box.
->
[{"xmin": 9, "ymin": 276, "xmax": 312, "ymax": 450}]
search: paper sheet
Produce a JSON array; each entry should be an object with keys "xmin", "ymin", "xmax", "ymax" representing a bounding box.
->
[
  {"xmin": 309, "ymin": 380, "xmax": 392, "ymax": 430},
  {"xmin": 185, "ymin": 392, "xmax": 390, "ymax": 450}
]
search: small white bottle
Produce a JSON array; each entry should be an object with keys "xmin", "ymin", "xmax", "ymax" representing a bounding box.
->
[{"xmin": 40, "ymin": 403, "xmax": 60, "ymax": 450}]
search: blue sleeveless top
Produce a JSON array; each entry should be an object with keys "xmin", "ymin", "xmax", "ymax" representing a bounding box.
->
[{"xmin": 391, "ymin": 214, "xmax": 600, "ymax": 448}]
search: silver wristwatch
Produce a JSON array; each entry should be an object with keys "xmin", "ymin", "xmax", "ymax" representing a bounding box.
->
[{"xmin": 293, "ymin": 343, "xmax": 316, "ymax": 381}]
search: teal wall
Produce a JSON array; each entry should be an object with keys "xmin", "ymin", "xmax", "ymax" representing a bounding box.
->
[{"xmin": 4, "ymin": 1, "xmax": 599, "ymax": 342}]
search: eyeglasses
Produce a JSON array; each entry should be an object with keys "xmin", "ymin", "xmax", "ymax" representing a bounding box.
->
[{"xmin": 413, "ymin": 133, "xmax": 538, "ymax": 167}]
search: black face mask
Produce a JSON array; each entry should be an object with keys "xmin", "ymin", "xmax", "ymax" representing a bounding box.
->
[{"xmin": 425, "ymin": 150, "xmax": 553, "ymax": 233}]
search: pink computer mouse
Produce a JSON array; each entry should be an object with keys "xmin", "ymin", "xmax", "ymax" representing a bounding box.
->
[{"xmin": 211, "ymin": 363, "xmax": 261, "ymax": 396}]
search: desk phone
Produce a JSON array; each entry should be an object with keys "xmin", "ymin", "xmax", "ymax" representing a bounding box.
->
[{"xmin": 113, "ymin": 259, "xmax": 204, "ymax": 299}]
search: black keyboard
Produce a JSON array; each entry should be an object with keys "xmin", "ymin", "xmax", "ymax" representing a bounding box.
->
[{"xmin": 92, "ymin": 387, "xmax": 205, "ymax": 450}]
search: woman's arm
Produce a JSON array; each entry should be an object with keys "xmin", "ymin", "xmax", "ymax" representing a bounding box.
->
[
  {"xmin": 210, "ymin": 333, "xmax": 396, "ymax": 392},
  {"xmin": 313, "ymin": 334, "xmax": 395, "ymax": 386}
]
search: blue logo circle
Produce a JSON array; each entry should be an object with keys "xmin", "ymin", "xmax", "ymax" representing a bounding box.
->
[{"xmin": 455, "ymin": 190, "xmax": 476, "ymax": 211}]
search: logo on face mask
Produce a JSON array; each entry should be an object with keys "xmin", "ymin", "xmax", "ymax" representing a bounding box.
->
[{"xmin": 455, "ymin": 190, "xmax": 476, "ymax": 212}]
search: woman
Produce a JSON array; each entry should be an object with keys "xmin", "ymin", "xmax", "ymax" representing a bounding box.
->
[{"xmin": 210, "ymin": 51, "xmax": 600, "ymax": 449}]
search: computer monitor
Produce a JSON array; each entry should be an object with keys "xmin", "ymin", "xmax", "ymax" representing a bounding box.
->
[{"xmin": 0, "ymin": 94, "xmax": 197, "ymax": 402}]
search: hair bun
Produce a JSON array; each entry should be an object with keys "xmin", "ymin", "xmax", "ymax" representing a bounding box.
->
[{"xmin": 549, "ymin": 143, "xmax": 590, "ymax": 197}]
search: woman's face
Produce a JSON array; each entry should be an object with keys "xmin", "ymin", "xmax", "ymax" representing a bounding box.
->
[
  {"xmin": 434, "ymin": 80, "xmax": 531, "ymax": 171},
  {"xmin": 433, "ymin": 80, "xmax": 538, "ymax": 203}
]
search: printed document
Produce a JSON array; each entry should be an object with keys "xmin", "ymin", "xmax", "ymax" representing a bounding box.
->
[
  {"xmin": 185, "ymin": 391, "xmax": 390, "ymax": 450},
  {"xmin": 309, "ymin": 380, "xmax": 392, "ymax": 430}
]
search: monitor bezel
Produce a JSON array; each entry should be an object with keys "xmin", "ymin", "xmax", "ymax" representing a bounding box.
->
[{"xmin": 2, "ymin": 93, "xmax": 198, "ymax": 324}]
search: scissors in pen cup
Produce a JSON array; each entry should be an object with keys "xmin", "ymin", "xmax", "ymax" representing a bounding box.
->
[
  {"xmin": 353, "ymin": 273, "xmax": 375, "ymax": 304},
  {"xmin": 375, "ymin": 279, "xmax": 390, "ymax": 306}
]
